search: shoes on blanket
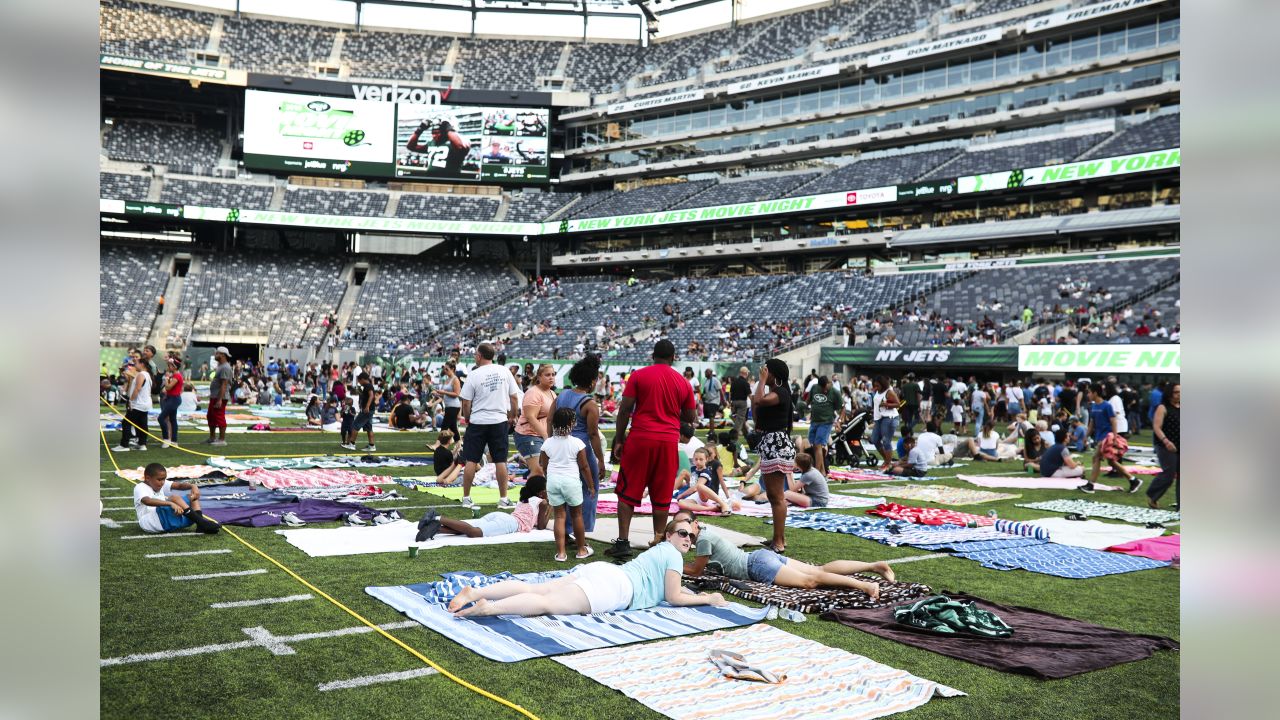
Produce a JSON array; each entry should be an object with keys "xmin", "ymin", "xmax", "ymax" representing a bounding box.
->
[
  {"xmin": 344, "ymin": 512, "xmax": 368, "ymax": 526},
  {"xmin": 282, "ymin": 512, "xmax": 306, "ymax": 527},
  {"xmin": 1077, "ymin": 483, "xmax": 1096, "ymax": 494},
  {"xmin": 604, "ymin": 538, "xmax": 632, "ymax": 558},
  {"xmin": 416, "ymin": 509, "xmax": 441, "ymax": 542}
]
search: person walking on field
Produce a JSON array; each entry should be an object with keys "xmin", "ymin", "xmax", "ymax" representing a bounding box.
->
[
  {"xmin": 459, "ymin": 342, "xmax": 522, "ymax": 508},
  {"xmin": 730, "ymin": 366, "xmax": 751, "ymax": 436},
  {"xmin": 607, "ymin": 340, "xmax": 696, "ymax": 558},
  {"xmin": 206, "ymin": 347, "xmax": 232, "ymax": 447}
]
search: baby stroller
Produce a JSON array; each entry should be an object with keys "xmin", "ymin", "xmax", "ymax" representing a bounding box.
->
[{"xmin": 830, "ymin": 410, "xmax": 877, "ymax": 467}]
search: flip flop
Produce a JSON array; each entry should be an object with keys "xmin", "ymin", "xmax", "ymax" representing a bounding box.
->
[
  {"xmin": 1065, "ymin": 512, "xmax": 1088, "ymax": 521},
  {"xmin": 708, "ymin": 649, "xmax": 787, "ymax": 684},
  {"xmin": 762, "ymin": 541, "xmax": 786, "ymax": 555}
]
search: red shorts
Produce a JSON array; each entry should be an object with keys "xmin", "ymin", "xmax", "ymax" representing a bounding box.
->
[
  {"xmin": 617, "ymin": 435, "xmax": 679, "ymax": 508},
  {"xmin": 207, "ymin": 402, "xmax": 227, "ymax": 429}
]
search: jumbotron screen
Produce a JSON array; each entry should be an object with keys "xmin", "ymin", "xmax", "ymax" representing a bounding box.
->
[{"xmin": 242, "ymin": 89, "xmax": 550, "ymax": 183}]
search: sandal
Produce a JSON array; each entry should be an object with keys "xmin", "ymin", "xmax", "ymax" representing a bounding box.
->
[
  {"xmin": 575, "ymin": 546, "xmax": 595, "ymax": 560},
  {"xmin": 708, "ymin": 649, "xmax": 787, "ymax": 684},
  {"xmin": 762, "ymin": 541, "xmax": 786, "ymax": 555},
  {"xmin": 554, "ymin": 553, "xmax": 568, "ymax": 562}
]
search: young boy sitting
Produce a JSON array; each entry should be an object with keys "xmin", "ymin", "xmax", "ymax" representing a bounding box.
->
[
  {"xmin": 785, "ymin": 452, "xmax": 830, "ymax": 508},
  {"xmin": 133, "ymin": 463, "xmax": 220, "ymax": 534},
  {"xmin": 887, "ymin": 435, "xmax": 930, "ymax": 478}
]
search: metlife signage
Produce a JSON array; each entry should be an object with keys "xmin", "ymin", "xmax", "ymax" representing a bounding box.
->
[
  {"xmin": 1018, "ymin": 344, "xmax": 1180, "ymax": 374},
  {"xmin": 866, "ymin": 29, "xmax": 1003, "ymax": 68},
  {"xmin": 1025, "ymin": 0, "xmax": 1166, "ymax": 34},
  {"xmin": 726, "ymin": 64, "xmax": 842, "ymax": 95},
  {"xmin": 607, "ymin": 90, "xmax": 707, "ymax": 115},
  {"xmin": 553, "ymin": 185, "xmax": 898, "ymax": 233},
  {"xmin": 958, "ymin": 148, "xmax": 1180, "ymax": 193}
]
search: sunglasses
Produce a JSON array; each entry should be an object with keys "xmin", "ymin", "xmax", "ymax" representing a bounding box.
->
[{"xmin": 673, "ymin": 529, "xmax": 698, "ymax": 542}]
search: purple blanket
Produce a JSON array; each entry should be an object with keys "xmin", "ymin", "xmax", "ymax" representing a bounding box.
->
[{"xmin": 201, "ymin": 498, "xmax": 373, "ymax": 527}]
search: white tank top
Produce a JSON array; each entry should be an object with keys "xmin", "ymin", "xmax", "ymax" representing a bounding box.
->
[{"xmin": 873, "ymin": 390, "xmax": 898, "ymax": 421}]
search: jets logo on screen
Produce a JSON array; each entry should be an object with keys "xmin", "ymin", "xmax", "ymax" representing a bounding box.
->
[
  {"xmin": 1006, "ymin": 168, "xmax": 1025, "ymax": 188},
  {"xmin": 275, "ymin": 100, "xmax": 371, "ymax": 147}
]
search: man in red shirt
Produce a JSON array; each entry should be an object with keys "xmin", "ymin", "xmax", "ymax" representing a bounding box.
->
[{"xmin": 606, "ymin": 340, "xmax": 697, "ymax": 558}]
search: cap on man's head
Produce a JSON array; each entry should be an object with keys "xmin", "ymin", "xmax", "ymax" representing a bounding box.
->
[
  {"xmin": 653, "ymin": 339, "xmax": 676, "ymax": 360},
  {"xmin": 215, "ymin": 346, "xmax": 231, "ymax": 357}
]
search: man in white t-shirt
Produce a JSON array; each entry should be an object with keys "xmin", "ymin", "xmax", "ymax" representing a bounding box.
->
[
  {"xmin": 459, "ymin": 342, "xmax": 522, "ymax": 508},
  {"xmin": 915, "ymin": 420, "xmax": 953, "ymax": 466},
  {"xmin": 133, "ymin": 463, "xmax": 220, "ymax": 534}
]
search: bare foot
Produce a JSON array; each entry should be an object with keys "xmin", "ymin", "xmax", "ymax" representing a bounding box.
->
[
  {"xmin": 873, "ymin": 561, "xmax": 896, "ymax": 583},
  {"xmin": 862, "ymin": 582, "xmax": 880, "ymax": 601},
  {"xmin": 447, "ymin": 586, "xmax": 480, "ymax": 613},
  {"xmin": 453, "ymin": 597, "xmax": 488, "ymax": 617}
]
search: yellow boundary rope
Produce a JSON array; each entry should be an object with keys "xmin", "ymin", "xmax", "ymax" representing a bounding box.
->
[
  {"xmin": 100, "ymin": 397, "xmax": 434, "ymax": 459},
  {"xmin": 99, "ymin": 431, "xmax": 540, "ymax": 720}
]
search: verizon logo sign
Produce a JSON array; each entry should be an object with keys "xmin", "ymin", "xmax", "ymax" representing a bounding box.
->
[{"xmin": 350, "ymin": 82, "xmax": 443, "ymax": 105}]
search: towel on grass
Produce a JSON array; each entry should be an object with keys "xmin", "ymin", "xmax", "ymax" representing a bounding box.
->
[
  {"xmin": 826, "ymin": 468, "xmax": 896, "ymax": 482},
  {"xmin": 847, "ymin": 484, "xmax": 1020, "ymax": 506},
  {"xmin": 115, "ymin": 465, "xmax": 231, "ymax": 482},
  {"xmin": 278, "ymin": 519, "xmax": 554, "ymax": 557},
  {"xmin": 367, "ymin": 570, "xmax": 770, "ymax": 662},
  {"xmin": 554, "ymin": 624, "xmax": 962, "ymax": 720},
  {"xmin": 595, "ymin": 498, "xmax": 724, "ymax": 516},
  {"xmin": 783, "ymin": 513, "xmax": 1019, "ymax": 548},
  {"xmin": 957, "ymin": 474, "xmax": 1121, "ymax": 491},
  {"xmin": 684, "ymin": 572, "xmax": 932, "ymax": 614},
  {"xmin": 1025, "ymin": 517, "xmax": 1166, "ymax": 550},
  {"xmin": 822, "ymin": 591, "xmax": 1179, "ymax": 679},
  {"xmin": 1107, "ymin": 534, "xmax": 1180, "ymax": 561},
  {"xmin": 587, "ymin": 518, "xmax": 763, "ymax": 548},
  {"xmin": 1016, "ymin": 499, "xmax": 1180, "ymax": 524},
  {"xmin": 239, "ymin": 467, "xmax": 390, "ymax": 489},
  {"xmin": 201, "ymin": 498, "xmax": 373, "ymax": 528},
  {"xmin": 948, "ymin": 542, "xmax": 1169, "ymax": 578},
  {"xmin": 867, "ymin": 503, "xmax": 995, "ymax": 527}
]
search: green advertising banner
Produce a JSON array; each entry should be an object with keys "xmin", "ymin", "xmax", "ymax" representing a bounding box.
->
[
  {"xmin": 1018, "ymin": 344, "xmax": 1180, "ymax": 374},
  {"xmin": 821, "ymin": 346, "xmax": 1018, "ymax": 368},
  {"xmin": 958, "ymin": 148, "xmax": 1180, "ymax": 193},
  {"xmin": 180, "ymin": 206, "xmax": 542, "ymax": 236},
  {"xmin": 125, "ymin": 201, "xmax": 183, "ymax": 219},
  {"xmin": 100, "ymin": 54, "xmax": 240, "ymax": 84}
]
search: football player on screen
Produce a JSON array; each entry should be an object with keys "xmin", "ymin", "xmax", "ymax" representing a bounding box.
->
[{"xmin": 406, "ymin": 115, "xmax": 471, "ymax": 177}]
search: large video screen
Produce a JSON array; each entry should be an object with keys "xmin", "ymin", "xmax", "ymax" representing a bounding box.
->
[{"xmin": 243, "ymin": 89, "xmax": 550, "ymax": 183}]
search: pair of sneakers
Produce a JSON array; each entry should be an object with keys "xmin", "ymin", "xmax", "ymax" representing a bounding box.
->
[
  {"xmin": 459, "ymin": 497, "xmax": 515, "ymax": 509},
  {"xmin": 339, "ymin": 443, "xmax": 376, "ymax": 452}
]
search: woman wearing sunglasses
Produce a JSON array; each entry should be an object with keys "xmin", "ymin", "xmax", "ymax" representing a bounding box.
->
[{"xmin": 448, "ymin": 519, "xmax": 725, "ymax": 617}]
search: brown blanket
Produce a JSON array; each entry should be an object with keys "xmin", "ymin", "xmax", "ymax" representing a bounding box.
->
[
  {"xmin": 821, "ymin": 591, "xmax": 1178, "ymax": 679},
  {"xmin": 683, "ymin": 573, "xmax": 932, "ymax": 614}
]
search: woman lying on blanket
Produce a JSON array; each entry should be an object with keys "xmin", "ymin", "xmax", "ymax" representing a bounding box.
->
[
  {"xmin": 448, "ymin": 518, "xmax": 727, "ymax": 617},
  {"xmin": 430, "ymin": 476, "xmax": 548, "ymax": 539},
  {"xmin": 677, "ymin": 510, "xmax": 894, "ymax": 601}
]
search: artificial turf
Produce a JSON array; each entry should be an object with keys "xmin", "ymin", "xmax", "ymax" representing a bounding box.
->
[{"xmin": 99, "ymin": 419, "xmax": 1178, "ymax": 719}]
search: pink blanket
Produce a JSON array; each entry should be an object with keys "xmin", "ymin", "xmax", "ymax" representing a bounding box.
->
[
  {"xmin": 1126, "ymin": 466, "xmax": 1161, "ymax": 475},
  {"xmin": 115, "ymin": 464, "xmax": 223, "ymax": 482},
  {"xmin": 594, "ymin": 499, "xmax": 722, "ymax": 516},
  {"xmin": 1107, "ymin": 534, "xmax": 1180, "ymax": 561},
  {"xmin": 828, "ymin": 469, "xmax": 896, "ymax": 482},
  {"xmin": 868, "ymin": 502, "xmax": 995, "ymax": 527},
  {"xmin": 957, "ymin": 474, "xmax": 1121, "ymax": 491},
  {"xmin": 240, "ymin": 467, "xmax": 389, "ymax": 489}
]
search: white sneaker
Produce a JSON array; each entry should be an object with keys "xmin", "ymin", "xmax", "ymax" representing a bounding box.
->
[
  {"xmin": 160, "ymin": 441, "xmax": 172, "ymax": 449},
  {"xmin": 344, "ymin": 513, "xmax": 368, "ymax": 526},
  {"xmin": 210, "ymin": 440, "xmax": 227, "ymax": 447},
  {"xmin": 340, "ymin": 443, "xmax": 357, "ymax": 451},
  {"xmin": 371, "ymin": 513, "xmax": 395, "ymax": 525},
  {"xmin": 497, "ymin": 498, "xmax": 515, "ymax": 509},
  {"xmin": 135, "ymin": 445, "xmax": 148, "ymax": 451},
  {"xmin": 281, "ymin": 512, "xmax": 306, "ymax": 527},
  {"xmin": 362, "ymin": 445, "xmax": 377, "ymax": 452},
  {"xmin": 111, "ymin": 445, "xmax": 130, "ymax": 452},
  {"xmin": 460, "ymin": 496, "xmax": 475, "ymax": 509}
]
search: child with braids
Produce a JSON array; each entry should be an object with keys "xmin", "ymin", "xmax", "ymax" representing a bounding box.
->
[{"xmin": 540, "ymin": 408, "xmax": 595, "ymax": 561}]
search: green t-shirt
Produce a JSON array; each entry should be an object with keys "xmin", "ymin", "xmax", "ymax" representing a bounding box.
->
[
  {"xmin": 695, "ymin": 526, "xmax": 750, "ymax": 581},
  {"xmin": 900, "ymin": 382, "xmax": 920, "ymax": 407},
  {"xmin": 809, "ymin": 387, "xmax": 839, "ymax": 424}
]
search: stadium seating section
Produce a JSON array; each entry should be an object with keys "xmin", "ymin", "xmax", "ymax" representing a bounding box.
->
[
  {"xmin": 395, "ymin": 194, "xmax": 500, "ymax": 222},
  {"xmin": 100, "ymin": 0, "xmax": 214, "ymax": 64},
  {"xmin": 505, "ymin": 191, "xmax": 581, "ymax": 223},
  {"xmin": 343, "ymin": 31, "xmax": 452, "ymax": 81},
  {"xmin": 103, "ymin": 120, "xmax": 223, "ymax": 171},
  {"xmin": 159, "ymin": 178, "xmax": 274, "ymax": 210},
  {"xmin": 100, "ymin": 172, "xmax": 150, "ymax": 202},
  {"xmin": 219, "ymin": 16, "xmax": 337, "ymax": 76},
  {"xmin": 282, "ymin": 188, "xmax": 389, "ymax": 217},
  {"xmin": 100, "ymin": 245, "xmax": 168, "ymax": 345}
]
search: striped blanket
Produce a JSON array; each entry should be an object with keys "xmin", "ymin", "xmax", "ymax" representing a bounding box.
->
[
  {"xmin": 367, "ymin": 571, "xmax": 770, "ymax": 662},
  {"xmin": 684, "ymin": 573, "xmax": 932, "ymax": 614},
  {"xmin": 847, "ymin": 484, "xmax": 1020, "ymax": 506},
  {"xmin": 239, "ymin": 467, "xmax": 389, "ymax": 489},
  {"xmin": 730, "ymin": 493, "xmax": 886, "ymax": 517},
  {"xmin": 783, "ymin": 513, "xmax": 1023, "ymax": 548},
  {"xmin": 114, "ymin": 465, "xmax": 229, "ymax": 482},
  {"xmin": 554, "ymin": 624, "xmax": 963, "ymax": 720},
  {"xmin": 957, "ymin": 474, "xmax": 1122, "ymax": 491},
  {"xmin": 1015, "ymin": 499, "xmax": 1180, "ymax": 524}
]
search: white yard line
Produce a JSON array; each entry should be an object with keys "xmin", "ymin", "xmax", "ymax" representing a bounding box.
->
[
  {"xmin": 886, "ymin": 552, "xmax": 951, "ymax": 564},
  {"xmin": 120, "ymin": 532, "xmax": 200, "ymax": 540},
  {"xmin": 146, "ymin": 549, "xmax": 233, "ymax": 559},
  {"xmin": 317, "ymin": 668, "xmax": 438, "ymax": 692},
  {"xmin": 101, "ymin": 495, "xmax": 132, "ymax": 500},
  {"xmin": 100, "ymin": 506, "xmax": 135, "ymax": 512},
  {"xmin": 101, "ymin": 620, "xmax": 419, "ymax": 667},
  {"xmin": 100, "ymin": 517, "xmax": 121, "ymax": 529},
  {"xmin": 210, "ymin": 594, "xmax": 314, "ymax": 609},
  {"xmin": 171, "ymin": 569, "xmax": 268, "ymax": 581}
]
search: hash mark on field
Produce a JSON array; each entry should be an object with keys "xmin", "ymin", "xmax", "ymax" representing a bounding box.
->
[
  {"xmin": 121, "ymin": 533, "xmax": 202, "ymax": 540},
  {"xmin": 317, "ymin": 668, "xmax": 438, "ymax": 692},
  {"xmin": 211, "ymin": 594, "xmax": 313, "ymax": 609},
  {"xmin": 100, "ymin": 517, "xmax": 121, "ymax": 529},
  {"xmin": 886, "ymin": 553, "xmax": 951, "ymax": 564},
  {"xmin": 146, "ymin": 549, "xmax": 233, "ymax": 559},
  {"xmin": 172, "ymin": 569, "xmax": 268, "ymax": 581},
  {"xmin": 101, "ymin": 495, "xmax": 132, "ymax": 500},
  {"xmin": 101, "ymin": 506, "xmax": 134, "ymax": 512},
  {"xmin": 100, "ymin": 620, "xmax": 419, "ymax": 667}
]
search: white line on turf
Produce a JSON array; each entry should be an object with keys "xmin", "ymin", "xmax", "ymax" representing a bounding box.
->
[
  {"xmin": 101, "ymin": 507, "xmax": 135, "ymax": 512},
  {"xmin": 886, "ymin": 553, "xmax": 950, "ymax": 564},
  {"xmin": 172, "ymin": 569, "xmax": 268, "ymax": 581},
  {"xmin": 211, "ymin": 594, "xmax": 313, "ymax": 609},
  {"xmin": 146, "ymin": 549, "xmax": 233, "ymax": 559},
  {"xmin": 100, "ymin": 620, "xmax": 419, "ymax": 667},
  {"xmin": 121, "ymin": 533, "xmax": 200, "ymax": 539},
  {"xmin": 100, "ymin": 517, "xmax": 121, "ymax": 529},
  {"xmin": 317, "ymin": 668, "xmax": 438, "ymax": 692},
  {"xmin": 101, "ymin": 496, "xmax": 132, "ymax": 500}
]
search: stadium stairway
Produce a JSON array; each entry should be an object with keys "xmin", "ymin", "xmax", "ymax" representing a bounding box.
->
[
  {"xmin": 206, "ymin": 15, "xmax": 223, "ymax": 54},
  {"xmin": 494, "ymin": 194, "xmax": 510, "ymax": 221},
  {"xmin": 149, "ymin": 270, "xmax": 183, "ymax": 351}
]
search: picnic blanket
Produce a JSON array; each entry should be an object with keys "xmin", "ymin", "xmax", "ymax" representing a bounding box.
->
[
  {"xmin": 367, "ymin": 570, "xmax": 770, "ymax": 662},
  {"xmin": 685, "ymin": 572, "xmax": 932, "ymax": 614},
  {"xmin": 729, "ymin": 493, "xmax": 887, "ymax": 517},
  {"xmin": 278, "ymin": 520, "xmax": 554, "ymax": 557},
  {"xmin": 867, "ymin": 503, "xmax": 995, "ymax": 527},
  {"xmin": 957, "ymin": 474, "xmax": 1121, "ymax": 491},
  {"xmin": 239, "ymin": 467, "xmax": 390, "ymax": 489},
  {"xmin": 1025, "ymin": 517, "xmax": 1165, "ymax": 550},
  {"xmin": 945, "ymin": 541, "xmax": 1169, "ymax": 578},
  {"xmin": 1107, "ymin": 534, "xmax": 1181, "ymax": 562},
  {"xmin": 1016, "ymin": 499, "xmax": 1180, "ymax": 524},
  {"xmin": 420, "ymin": 486, "xmax": 510, "ymax": 505},
  {"xmin": 594, "ymin": 498, "xmax": 723, "ymax": 516},
  {"xmin": 784, "ymin": 513, "xmax": 1018, "ymax": 547},
  {"xmin": 1126, "ymin": 466, "xmax": 1161, "ymax": 475},
  {"xmin": 587, "ymin": 518, "xmax": 764, "ymax": 548},
  {"xmin": 827, "ymin": 468, "xmax": 896, "ymax": 483},
  {"xmin": 208, "ymin": 455, "xmax": 434, "ymax": 471},
  {"xmin": 554, "ymin": 624, "xmax": 962, "ymax": 720},
  {"xmin": 201, "ymin": 498, "xmax": 374, "ymax": 528},
  {"xmin": 114, "ymin": 465, "xmax": 231, "ymax": 482},
  {"xmin": 847, "ymin": 485, "xmax": 1019, "ymax": 506},
  {"xmin": 822, "ymin": 591, "xmax": 1179, "ymax": 679}
]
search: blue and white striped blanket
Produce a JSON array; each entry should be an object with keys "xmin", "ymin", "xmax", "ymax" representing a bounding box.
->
[{"xmin": 367, "ymin": 571, "xmax": 770, "ymax": 662}]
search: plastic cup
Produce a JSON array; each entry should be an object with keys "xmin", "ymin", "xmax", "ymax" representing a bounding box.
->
[{"xmin": 408, "ymin": 546, "xmax": 418, "ymax": 558}]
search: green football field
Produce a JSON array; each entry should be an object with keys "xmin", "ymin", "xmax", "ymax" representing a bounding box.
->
[{"xmin": 99, "ymin": 420, "xmax": 1178, "ymax": 719}]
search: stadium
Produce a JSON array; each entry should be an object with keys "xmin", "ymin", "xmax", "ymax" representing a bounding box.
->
[{"xmin": 99, "ymin": 1, "xmax": 1180, "ymax": 718}]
